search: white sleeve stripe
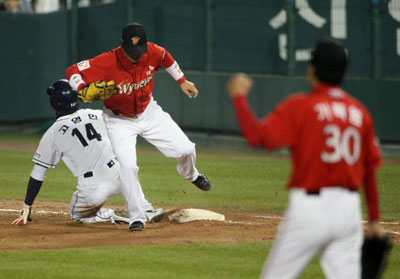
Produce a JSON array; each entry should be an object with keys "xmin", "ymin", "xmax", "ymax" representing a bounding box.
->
[
  {"xmin": 31, "ymin": 164, "xmax": 49, "ymax": 181},
  {"xmin": 32, "ymin": 158, "xmax": 56, "ymax": 168},
  {"xmin": 69, "ymin": 74, "xmax": 86, "ymax": 91},
  {"xmin": 165, "ymin": 61, "xmax": 184, "ymax": 81}
]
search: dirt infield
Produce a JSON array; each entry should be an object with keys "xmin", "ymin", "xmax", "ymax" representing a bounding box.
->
[
  {"xmin": 0, "ymin": 199, "xmax": 281, "ymax": 250},
  {"xmin": 1, "ymin": 199, "xmax": 399, "ymax": 251}
]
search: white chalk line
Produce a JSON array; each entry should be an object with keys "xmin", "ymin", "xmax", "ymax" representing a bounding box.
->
[
  {"xmin": 226, "ymin": 220, "xmax": 264, "ymax": 226},
  {"xmin": 255, "ymin": 215, "xmax": 400, "ymax": 225},
  {"xmin": 1, "ymin": 208, "xmax": 400, "ymax": 235},
  {"xmin": 255, "ymin": 215, "xmax": 282, "ymax": 220},
  {"xmin": 254, "ymin": 215, "xmax": 400, "ymax": 236},
  {"xmin": 0, "ymin": 208, "xmax": 69, "ymax": 215}
]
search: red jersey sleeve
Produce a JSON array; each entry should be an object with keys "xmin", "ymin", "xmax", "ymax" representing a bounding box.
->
[
  {"xmin": 262, "ymin": 97, "xmax": 298, "ymax": 149},
  {"xmin": 232, "ymin": 95, "xmax": 297, "ymax": 150},
  {"xmin": 161, "ymin": 48, "xmax": 175, "ymax": 68},
  {"xmin": 233, "ymin": 95, "xmax": 265, "ymax": 147},
  {"xmin": 362, "ymin": 110, "xmax": 383, "ymax": 221},
  {"xmin": 364, "ymin": 114, "xmax": 383, "ymax": 172},
  {"xmin": 65, "ymin": 51, "xmax": 114, "ymax": 91},
  {"xmin": 151, "ymin": 43, "xmax": 186, "ymax": 84}
]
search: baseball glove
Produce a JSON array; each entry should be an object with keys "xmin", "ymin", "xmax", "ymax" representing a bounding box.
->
[
  {"xmin": 362, "ymin": 234, "xmax": 392, "ymax": 279},
  {"xmin": 78, "ymin": 80, "xmax": 118, "ymax": 103}
]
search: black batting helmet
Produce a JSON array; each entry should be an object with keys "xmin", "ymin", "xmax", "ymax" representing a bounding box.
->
[
  {"xmin": 46, "ymin": 79, "xmax": 78, "ymax": 116},
  {"xmin": 310, "ymin": 39, "xmax": 348, "ymax": 85}
]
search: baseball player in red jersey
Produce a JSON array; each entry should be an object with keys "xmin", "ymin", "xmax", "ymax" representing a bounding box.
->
[
  {"xmin": 66, "ymin": 23, "xmax": 211, "ymax": 231},
  {"xmin": 228, "ymin": 39, "xmax": 385, "ymax": 278}
]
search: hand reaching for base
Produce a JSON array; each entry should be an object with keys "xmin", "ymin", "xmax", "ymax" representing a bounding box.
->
[{"xmin": 12, "ymin": 203, "xmax": 32, "ymax": 225}]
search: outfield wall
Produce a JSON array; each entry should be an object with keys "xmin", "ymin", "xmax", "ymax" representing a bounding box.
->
[
  {"xmin": 1, "ymin": 69, "xmax": 398, "ymax": 142},
  {"xmin": 0, "ymin": 1, "xmax": 399, "ymax": 141},
  {"xmin": 154, "ymin": 72, "xmax": 400, "ymax": 143}
]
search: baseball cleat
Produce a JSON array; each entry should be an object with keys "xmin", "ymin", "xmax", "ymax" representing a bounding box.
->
[
  {"xmin": 129, "ymin": 221, "xmax": 145, "ymax": 231},
  {"xmin": 192, "ymin": 174, "xmax": 211, "ymax": 191},
  {"xmin": 112, "ymin": 208, "xmax": 129, "ymax": 224},
  {"xmin": 145, "ymin": 208, "xmax": 164, "ymax": 223}
]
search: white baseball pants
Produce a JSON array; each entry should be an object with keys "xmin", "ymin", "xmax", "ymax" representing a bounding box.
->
[
  {"xmin": 70, "ymin": 159, "xmax": 122, "ymax": 223},
  {"xmin": 261, "ymin": 187, "xmax": 363, "ymax": 279},
  {"xmin": 103, "ymin": 98, "xmax": 199, "ymax": 224}
]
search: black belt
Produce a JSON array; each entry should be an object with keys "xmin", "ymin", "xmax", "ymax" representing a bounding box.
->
[
  {"xmin": 112, "ymin": 110, "xmax": 138, "ymax": 119},
  {"xmin": 306, "ymin": 188, "xmax": 357, "ymax": 196},
  {"xmin": 83, "ymin": 159, "xmax": 115, "ymax": 178}
]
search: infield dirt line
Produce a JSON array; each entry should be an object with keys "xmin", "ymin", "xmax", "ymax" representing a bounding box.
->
[{"xmin": 3, "ymin": 208, "xmax": 400, "ymax": 228}]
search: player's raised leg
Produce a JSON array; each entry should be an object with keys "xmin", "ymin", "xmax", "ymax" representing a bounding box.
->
[{"xmin": 141, "ymin": 100, "xmax": 211, "ymax": 191}]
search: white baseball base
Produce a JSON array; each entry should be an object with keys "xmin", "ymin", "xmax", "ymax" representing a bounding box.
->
[{"xmin": 168, "ymin": 208, "xmax": 225, "ymax": 223}]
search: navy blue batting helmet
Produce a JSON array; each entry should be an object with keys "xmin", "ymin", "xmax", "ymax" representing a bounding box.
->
[{"xmin": 46, "ymin": 79, "xmax": 78, "ymax": 114}]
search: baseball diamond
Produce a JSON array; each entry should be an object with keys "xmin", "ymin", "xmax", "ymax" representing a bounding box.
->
[
  {"xmin": 1, "ymin": 1, "xmax": 400, "ymax": 278},
  {"xmin": 0, "ymin": 135, "xmax": 399, "ymax": 278}
]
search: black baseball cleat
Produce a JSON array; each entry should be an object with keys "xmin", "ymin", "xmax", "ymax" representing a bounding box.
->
[
  {"xmin": 192, "ymin": 174, "xmax": 211, "ymax": 191},
  {"xmin": 129, "ymin": 221, "xmax": 144, "ymax": 231}
]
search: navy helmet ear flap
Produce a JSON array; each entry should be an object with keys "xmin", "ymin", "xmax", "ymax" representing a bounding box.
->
[{"xmin": 46, "ymin": 86, "xmax": 54, "ymax": 96}]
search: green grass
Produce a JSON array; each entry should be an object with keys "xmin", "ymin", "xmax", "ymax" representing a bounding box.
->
[
  {"xmin": 0, "ymin": 134, "xmax": 399, "ymax": 278},
  {"xmin": 1, "ymin": 140, "xmax": 399, "ymax": 219},
  {"xmin": 0, "ymin": 243, "xmax": 399, "ymax": 279},
  {"xmin": 0, "ymin": 243, "xmax": 266, "ymax": 279}
]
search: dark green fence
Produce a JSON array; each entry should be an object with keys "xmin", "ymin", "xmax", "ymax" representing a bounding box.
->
[
  {"xmin": 152, "ymin": 72, "xmax": 400, "ymax": 142},
  {"xmin": 0, "ymin": 0, "xmax": 399, "ymax": 142}
]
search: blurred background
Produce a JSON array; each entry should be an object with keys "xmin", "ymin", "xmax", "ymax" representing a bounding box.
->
[{"xmin": 0, "ymin": 0, "xmax": 399, "ymax": 147}]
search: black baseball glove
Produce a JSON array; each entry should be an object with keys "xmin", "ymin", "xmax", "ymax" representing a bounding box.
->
[{"xmin": 362, "ymin": 234, "xmax": 392, "ymax": 279}]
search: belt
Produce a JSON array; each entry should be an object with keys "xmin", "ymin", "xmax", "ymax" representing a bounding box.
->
[
  {"xmin": 112, "ymin": 110, "xmax": 141, "ymax": 119},
  {"xmin": 83, "ymin": 159, "xmax": 115, "ymax": 178},
  {"xmin": 306, "ymin": 188, "xmax": 357, "ymax": 196}
]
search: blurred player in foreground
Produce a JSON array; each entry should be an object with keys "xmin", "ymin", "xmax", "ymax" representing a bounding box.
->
[
  {"xmin": 12, "ymin": 80, "xmax": 163, "ymax": 227},
  {"xmin": 228, "ymin": 39, "xmax": 385, "ymax": 278},
  {"xmin": 65, "ymin": 22, "xmax": 211, "ymax": 231}
]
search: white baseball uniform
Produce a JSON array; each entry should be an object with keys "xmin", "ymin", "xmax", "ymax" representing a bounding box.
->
[
  {"xmin": 233, "ymin": 84, "xmax": 382, "ymax": 278},
  {"xmin": 66, "ymin": 43, "xmax": 203, "ymax": 226},
  {"xmin": 33, "ymin": 108, "xmax": 153, "ymax": 223},
  {"xmin": 103, "ymin": 97, "xmax": 199, "ymax": 224}
]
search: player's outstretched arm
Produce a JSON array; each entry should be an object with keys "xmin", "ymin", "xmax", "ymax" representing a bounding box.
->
[
  {"xmin": 227, "ymin": 73, "xmax": 265, "ymax": 147},
  {"xmin": 12, "ymin": 165, "xmax": 47, "ymax": 225},
  {"xmin": 12, "ymin": 203, "xmax": 33, "ymax": 225},
  {"xmin": 181, "ymin": 80, "xmax": 199, "ymax": 98},
  {"xmin": 78, "ymin": 80, "xmax": 119, "ymax": 103}
]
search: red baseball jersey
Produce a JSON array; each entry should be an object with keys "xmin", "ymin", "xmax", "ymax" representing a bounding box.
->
[
  {"xmin": 234, "ymin": 85, "xmax": 383, "ymax": 219},
  {"xmin": 66, "ymin": 43, "xmax": 185, "ymax": 117}
]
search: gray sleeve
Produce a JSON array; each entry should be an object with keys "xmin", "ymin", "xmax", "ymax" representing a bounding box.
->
[{"xmin": 32, "ymin": 127, "xmax": 61, "ymax": 168}]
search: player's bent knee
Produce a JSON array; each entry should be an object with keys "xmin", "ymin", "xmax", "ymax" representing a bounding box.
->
[{"xmin": 176, "ymin": 142, "xmax": 195, "ymax": 158}]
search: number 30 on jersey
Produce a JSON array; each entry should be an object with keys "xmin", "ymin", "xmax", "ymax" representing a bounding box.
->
[{"xmin": 321, "ymin": 124, "xmax": 361, "ymax": 165}]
